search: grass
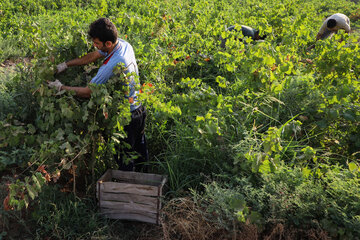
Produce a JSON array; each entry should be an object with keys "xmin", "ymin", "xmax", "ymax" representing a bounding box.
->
[
  {"xmin": 1, "ymin": 0, "xmax": 360, "ymax": 238},
  {"xmin": 0, "ymin": 36, "xmax": 25, "ymax": 63},
  {"xmin": 0, "ymin": 64, "xmax": 17, "ymax": 120},
  {"xmin": 0, "ymin": 183, "xmax": 162, "ymax": 240}
]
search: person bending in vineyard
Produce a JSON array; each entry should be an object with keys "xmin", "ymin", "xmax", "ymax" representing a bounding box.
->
[
  {"xmin": 48, "ymin": 18, "xmax": 148, "ymax": 172},
  {"xmin": 316, "ymin": 13, "xmax": 350, "ymax": 40},
  {"xmin": 220, "ymin": 25, "xmax": 266, "ymax": 48}
]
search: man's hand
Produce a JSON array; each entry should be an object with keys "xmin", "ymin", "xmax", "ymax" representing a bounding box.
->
[
  {"xmin": 47, "ymin": 79, "xmax": 63, "ymax": 91},
  {"xmin": 56, "ymin": 62, "xmax": 68, "ymax": 73}
]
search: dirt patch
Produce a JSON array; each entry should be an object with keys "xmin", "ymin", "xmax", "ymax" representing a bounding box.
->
[
  {"xmin": 160, "ymin": 197, "xmax": 330, "ymax": 240},
  {"xmin": 0, "ymin": 176, "xmax": 331, "ymax": 240},
  {"xmin": 0, "ymin": 58, "xmax": 31, "ymax": 68},
  {"xmin": 161, "ymin": 197, "xmax": 259, "ymax": 240},
  {"xmin": 262, "ymin": 223, "xmax": 330, "ymax": 240},
  {"xmin": 0, "ymin": 173, "xmax": 34, "ymax": 240},
  {"xmin": 1, "ymin": 60, "xmax": 17, "ymax": 68}
]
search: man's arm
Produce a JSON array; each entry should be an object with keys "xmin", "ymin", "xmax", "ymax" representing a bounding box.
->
[
  {"xmin": 66, "ymin": 51, "xmax": 103, "ymax": 67},
  {"xmin": 60, "ymin": 85, "xmax": 92, "ymax": 98},
  {"xmin": 56, "ymin": 51, "xmax": 104, "ymax": 74},
  {"xmin": 316, "ymin": 22, "xmax": 328, "ymax": 40}
]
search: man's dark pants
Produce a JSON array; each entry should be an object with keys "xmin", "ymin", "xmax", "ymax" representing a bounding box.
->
[{"xmin": 114, "ymin": 105, "xmax": 148, "ymax": 172}]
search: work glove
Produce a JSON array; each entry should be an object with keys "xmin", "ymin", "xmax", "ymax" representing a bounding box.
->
[
  {"xmin": 56, "ymin": 62, "xmax": 68, "ymax": 73},
  {"xmin": 48, "ymin": 79, "xmax": 63, "ymax": 91}
]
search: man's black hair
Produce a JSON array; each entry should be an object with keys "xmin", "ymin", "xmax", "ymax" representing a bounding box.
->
[
  {"xmin": 327, "ymin": 19, "xmax": 337, "ymax": 29},
  {"xmin": 88, "ymin": 18, "xmax": 118, "ymax": 43}
]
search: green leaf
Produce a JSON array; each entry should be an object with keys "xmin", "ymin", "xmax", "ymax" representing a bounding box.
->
[
  {"xmin": 302, "ymin": 167, "xmax": 311, "ymax": 178},
  {"xmin": 196, "ymin": 116, "xmax": 205, "ymax": 121},
  {"xmin": 26, "ymin": 184, "xmax": 37, "ymax": 200},
  {"xmin": 259, "ymin": 159, "xmax": 271, "ymax": 174},
  {"xmin": 55, "ymin": 129, "xmax": 65, "ymax": 141},
  {"xmin": 215, "ymin": 76, "xmax": 227, "ymax": 88},
  {"xmin": 63, "ymin": 162, "xmax": 72, "ymax": 170},
  {"xmin": 348, "ymin": 162, "xmax": 358, "ymax": 173},
  {"xmin": 27, "ymin": 124, "xmax": 36, "ymax": 134},
  {"xmin": 280, "ymin": 63, "xmax": 292, "ymax": 74},
  {"xmin": 236, "ymin": 210, "xmax": 246, "ymax": 222},
  {"xmin": 249, "ymin": 211, "xmax": 262, "ymax": 225},
  {"xmin": 230, "ymin": 197, "xmax": 246, "ymax": 211},
  {"xmin": 263, "ymin": 142, "xmax": 271, "ymax": 153},
  {"xmin": 87, "ymin": 100, "xmax": 94, "ymax": 108},
  {"xmin": 263, "ymin": 55, "xmax": 275, "ymax": 66},
  {"xmin": 343, "ymin": 112, "xmax": 356, "ymax": 122},
  {"xmin": 89, "ymin": 124, "xmax": 99, "ymax": 132},
  {"xmin": 35, "ymin": 172, "xmax": 46, "ymax": 185},
  {"xmin": 24, "ymin": 195, "xmax": 29, "ymax": 209},
  {"xmin": 225, "ymin": 64, "xmax": 235, "ymax": 72},
  {"xmin": 61, "ymin": 107, "xmax": 74, "ymax": 119},
  {"xmin": 32, "ymin": 175, "xmax": 41, "ymax": 191}
]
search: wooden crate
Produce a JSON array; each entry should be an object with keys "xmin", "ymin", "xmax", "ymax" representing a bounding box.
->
[{"xmin": 96, "ymin": 169, "xmax": 167, "ymax": 224}]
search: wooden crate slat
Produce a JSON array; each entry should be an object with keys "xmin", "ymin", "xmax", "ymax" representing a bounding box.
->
[
  {"xmin": 102, "ymin": 212, "xmax": 157, "ymax": 224},
  {"xmin": 100, "ymin": 182, "xmax": 158, "ymax": 196},
  {"xmin": 100, "ymin": 207, "xmax": 157, "ymax": 217},
  {"xmin": 100, "ymin": 206, "xmax": 157, "ymax": 224},
  {"xmin": 100, "ymin": 200, "xmax": 158, "ymax": 214},
  {"xmin": 98, "ymin": 169, "xmax": 113, "ymax": 182},
  {"xmin": 157, "ymin": 176, "xmax": 167, "ymax": 211},
  {"xmin": 97, "ymin": 169, "xmax": 167, "ymax": 224},
  {"xmin": 97, "ymin": 169, "xmax": 112, "ymax": 199},
  {"xmin": 160, "ymin": 176, "xmax": 167, "ymax": 188},
  {"xmin": 100, "ymin": 192, "xmax": 158, "ymax": 206},
  {"xmin": 109, "ymin": 178, "xmax": 158, "ymax": 186},
  {"xmin": 110, "ymin": 170, "xmax": 163, "ymax": 184}
]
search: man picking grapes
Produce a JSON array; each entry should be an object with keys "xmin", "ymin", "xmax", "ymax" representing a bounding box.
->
[
  {"xmin": 48, "ymin": 18, "xmax": 148, "ymax": 172},
  {"xmin": 316, "ymin": 13, "xmax": 350, "ymax": 40},
  {"xmin": 220, "ymin": 25, "xmax": 266, "ymax": 48}
]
